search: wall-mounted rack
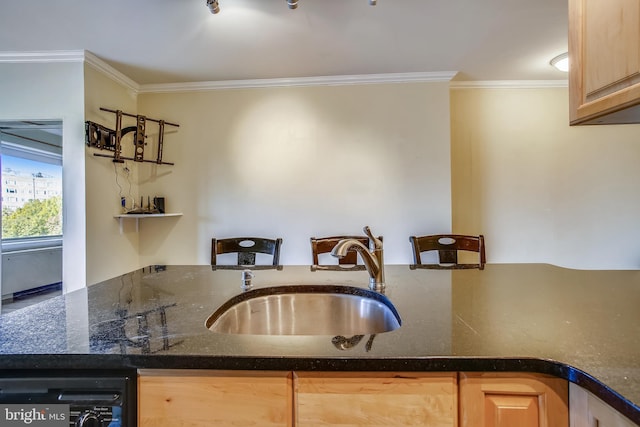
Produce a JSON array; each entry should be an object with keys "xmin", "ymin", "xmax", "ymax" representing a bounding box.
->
[{"xmin": 86, "ymin": 108, "xmax": 179, "ymax": 165}]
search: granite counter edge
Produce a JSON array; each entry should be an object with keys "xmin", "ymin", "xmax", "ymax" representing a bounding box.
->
[{"xmin": 0, "ymin": 354, "xmax": 638, "ymax": 425}]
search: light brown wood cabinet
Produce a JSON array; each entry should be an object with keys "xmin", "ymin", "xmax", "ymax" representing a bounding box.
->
[
  {"xmin": 459, "ymin": 372, "xmax": 568, "ymax": 427},
  {"xmin": 294, "ymin": 372, "xmax": 458, "ymax": 427},
  {"xmin": 138, "ymin": 369, "xmax": 293, "ymax": 427},
  {"xmin": 138, "ymin": 370, "xmax": 572, "ymax": 427},
  {"xmin": 569, "ymin": 0, "xmax": 640, "ymax": 124},
  {"xmin": 570, "ymin": 383, "xmax": 638, "ymax": 427}
]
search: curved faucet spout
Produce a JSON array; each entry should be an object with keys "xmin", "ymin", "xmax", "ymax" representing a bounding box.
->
[
  {"xmin": 332, "ymin": 239, "xmax": 380, "ymax": 276},
  {"xmin": 331, "ymin": 226, "xmax": 385, "ymax": 292}
]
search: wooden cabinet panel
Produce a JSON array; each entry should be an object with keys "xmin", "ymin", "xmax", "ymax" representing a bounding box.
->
[
  {"xmin": 136, "ymin": 369, "xmax": 588, "ymax": 427},
  {"xmin": 294, "ymin": 372, "xmax": 457, "ymax": 427},
  {"xmin": 570, "ymin": 383, "xmax": 637, "ymax": 427},
  {"xmin": 138, "ymin": 369, "xmax": 292, "ymax": 427},
  {"xmin": 583, "ymin": 0, "xmax": 640, "ymax": 97},
  {"xmin": 459, "ymin": 372, "xmax": 568, "ymax": 427},
  {"xmin": 569, "ymin": 0, "xmax": 640, "ymax": 124},
  {"xmin": 483, "ymin": 394, "xmax": 540, "ymax": 427}
]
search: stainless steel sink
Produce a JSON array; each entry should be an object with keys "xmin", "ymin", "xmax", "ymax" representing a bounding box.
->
[{"xmin": 205, "ymin": 285, "xmax": 401, "ymax": 336}]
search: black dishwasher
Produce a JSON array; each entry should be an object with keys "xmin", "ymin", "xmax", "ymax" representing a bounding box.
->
[{"xmin": 0, "ymin": 370, "xmax": 135, "ymax": 427}]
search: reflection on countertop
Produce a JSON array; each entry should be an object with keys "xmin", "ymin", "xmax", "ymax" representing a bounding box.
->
[{"xmin": 0, "ymin": 264, "xmax": 639, "ymax": 423}]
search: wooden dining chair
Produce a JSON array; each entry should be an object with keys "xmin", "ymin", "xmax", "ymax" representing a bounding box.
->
[
  {"xmin": 409, "ymin": 234, "xmax": 486, "ymax": 270},
  {"xmin": 211, "ymin": 237, "xmax": 283, "ymax": 270},
  {"xmin": 310, "ymin": 235, "xmax": 381, "ymax": 271}
]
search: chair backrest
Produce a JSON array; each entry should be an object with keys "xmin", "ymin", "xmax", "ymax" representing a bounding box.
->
[
  {"xmin": 310, "ymin": 235, "xmax": 381, "ymax": 271},
  {"xmin": 211, "ymin": 237, "xmax": 283, "ymax": 270},
  {"xmin": 409, "ymin": 234, "xmax": 486, "ymax": 270}
]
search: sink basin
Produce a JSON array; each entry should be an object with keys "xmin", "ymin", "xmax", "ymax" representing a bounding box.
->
[{"xmin": 205, "ymin": 285, "xmax": 401, "ymax": 336}]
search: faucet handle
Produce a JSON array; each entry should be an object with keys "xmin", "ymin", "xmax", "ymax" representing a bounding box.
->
[{"xmin": 363, "ymin": 226, "xmax": 383, "ymax": 250}]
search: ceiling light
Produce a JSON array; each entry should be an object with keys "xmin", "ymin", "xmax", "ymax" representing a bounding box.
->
[
  {"xmin": 206, "ymin": 0, "xmax": 220, "ymax": 14},
  {"xmin": 550, "ymin": 52, "xmax": 569, "ymax": 72},
  {"xmin": 369, "ymin": 0, "xmax": 377, "ymax": 4},
  {"xmin": 287, "ymin": 0, "xmax": 298, "ymax": 9}
]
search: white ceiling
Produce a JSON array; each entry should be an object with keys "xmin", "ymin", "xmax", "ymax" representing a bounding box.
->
[{"xmin": 0, "ymin": 0, "xmax": 569, "ymax": 85}]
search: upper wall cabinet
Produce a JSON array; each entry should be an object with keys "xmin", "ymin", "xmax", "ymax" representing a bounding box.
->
[{"xmin": 569, "ymin": 0, "xmax": 640, "ymax": 124}]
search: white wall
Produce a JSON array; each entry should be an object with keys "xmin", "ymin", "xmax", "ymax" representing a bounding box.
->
[
  {"xmin": 451, "ymin": 86, "xmax": 640, "ymax": 269},
  {"xmin": 0, "ymin": 62, "xmax": 87, "ymax": 292},
  {"xmin": 7, "ymin": 59, "xmax": 639, "ymax": 287},
  {"xmin": 136, "ymin": 82, "xmax": 453, "ymax": 266},
  {"xmin": 84, "ymin": 64, "xmax": 142, "ymax": 285}
]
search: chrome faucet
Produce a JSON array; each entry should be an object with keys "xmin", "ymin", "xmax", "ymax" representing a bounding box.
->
[{"xmin": 331, "ymin": 226, "xmax": 385, "ymax": 292}]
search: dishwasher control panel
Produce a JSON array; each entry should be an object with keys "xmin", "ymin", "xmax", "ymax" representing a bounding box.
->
[{"xmin": 0, "ymin": 371, "xmax": 135, "ymax": 427}]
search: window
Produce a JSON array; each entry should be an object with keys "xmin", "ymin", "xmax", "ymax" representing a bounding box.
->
[{"xmin": 0, "ymin": 121, "xmax": 62, "ymax": 251}]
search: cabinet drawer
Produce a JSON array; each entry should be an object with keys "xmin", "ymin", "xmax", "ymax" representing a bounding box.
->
[
  {"xmin": 294, "ymin": 372, "xmax": 457, "ymax": 427},
  {"xmin": 138, "ymin": 369, "xmax": 292, "ymax": 427}
]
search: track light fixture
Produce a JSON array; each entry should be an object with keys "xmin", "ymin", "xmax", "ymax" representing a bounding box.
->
[
  {"xmin": 206, "ymin": 0, "xmax": 376, "ymax": 14},
  {"xmin": 207, "ymin": 0, "xmax": 220, "ymax": 14}
]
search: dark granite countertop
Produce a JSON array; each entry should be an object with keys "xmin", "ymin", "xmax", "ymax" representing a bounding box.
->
[{"xmin": 0, "ymin": 264, "xmax": 639, "ymax": 423}]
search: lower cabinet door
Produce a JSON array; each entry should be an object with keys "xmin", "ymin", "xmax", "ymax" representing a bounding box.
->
[
  {"xmin": 570, "ymin": 382, "xmax": 638, "ymax": 427},
  {"xmin": 294, "ymin": 372, "xmax": 458, "ymax": 427},
  {"xmin": 459, "ymin": 372, "xmax": 568, "ymax": 427},
  {"xmin": 138, "ymin": 369, "xmax": 293, "ymax": 427}
]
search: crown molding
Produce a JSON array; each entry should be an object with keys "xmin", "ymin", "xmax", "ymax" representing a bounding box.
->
[
  {"xmin": 450, "ymin": 80, "xmax": 568, "ymax": 89},
  {"xmin": 0, "ymin": 50, "xmax": 140, "ymax": 92},
  {"xmin": 138, "ymin": 71, "xmax": 459, "ymax": 93},
  {"xmin": 83, "ymin": 51, "xmax": 139, "ymax": 93},
  {"xmin": 0, "ymin": 50, "xmax": 85, "ymax": 63},
  {"xmin": 0, "ymin": 52, "xmax": 569, "ymax": 92}
]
